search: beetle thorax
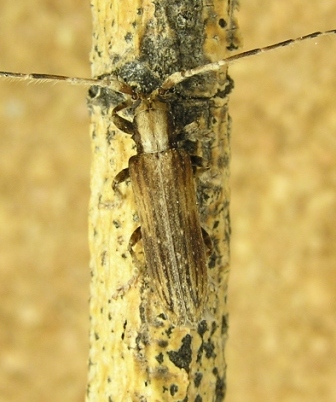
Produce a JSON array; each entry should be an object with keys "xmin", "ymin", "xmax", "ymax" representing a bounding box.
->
[{"xmin": 133, "ymin": 99, "xmax": 174, "ymax": 154}]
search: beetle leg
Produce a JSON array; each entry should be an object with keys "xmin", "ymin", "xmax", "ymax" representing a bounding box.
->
[
  {"xmin": 190, "ymin": 155, "xmax": 207, "ymax": 168},
  {"xmin": 128, "ymin": 226, "xmax": 142, "ymax": 267},
  {"xmin": 201, "ymin": 227, "xmax": 213, "ymax": 256},
  {"xmin": 112, "ymin": 168, "xmax": 130, "ymax": 192},
  {"xmin": 112, "ymin": 227, "xmax": 142, "ymax": 299},
  {"xmin": 112, "ymin": 99, "xmax": 135, "ymax": 134}
]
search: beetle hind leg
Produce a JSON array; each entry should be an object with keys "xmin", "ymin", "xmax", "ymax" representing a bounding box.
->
[{"xmin": 112, "ymin": 226, "xmax": 144, "ymax": 299}]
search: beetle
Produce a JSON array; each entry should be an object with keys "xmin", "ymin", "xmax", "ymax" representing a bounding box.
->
[{"xmin": 1, "ymin": 29, "xmax": 334, "ymax": 325}]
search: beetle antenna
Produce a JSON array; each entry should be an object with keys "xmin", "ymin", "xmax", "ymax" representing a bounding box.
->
[{"xmin": 160, "ymin": 29, "xmax": 336, "ymax": 90}]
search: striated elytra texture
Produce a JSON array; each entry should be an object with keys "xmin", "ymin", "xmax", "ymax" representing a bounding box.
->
[{"xmin": 130, "ymin": 148, "xmax": 208, "ymax": 325}]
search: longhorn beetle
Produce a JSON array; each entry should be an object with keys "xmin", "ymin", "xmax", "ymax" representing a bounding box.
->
[{"xmin": 1, "ymin": 29, "xmax": 335, "ymax": 325}]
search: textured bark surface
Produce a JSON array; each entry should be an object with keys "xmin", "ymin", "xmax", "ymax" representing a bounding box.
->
[{"xmin": 86, "ymin": 0, "xmax": 238, "ymax": 400}]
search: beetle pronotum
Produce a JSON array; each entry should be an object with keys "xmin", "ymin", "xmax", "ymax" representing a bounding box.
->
[{"xmin": 1, "ymin": 29, "xmax": 335, "ymax": 325}]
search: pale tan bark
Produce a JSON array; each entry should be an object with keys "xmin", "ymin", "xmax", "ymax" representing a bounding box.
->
[{"xmin": 87, "ymin": 1, "xmax": 239, "ymax": 400}]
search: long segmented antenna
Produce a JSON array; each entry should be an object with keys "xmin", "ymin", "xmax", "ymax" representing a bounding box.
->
[
  {"xmin": 0, "ymin": 71, "xmax": 134, "ymax": 96},
  {"xmin": 160, "ymin": 29, "xmax": 336, "ymax": 90},
  {"xmin": 0, "ymin": 29, "xmax": 335, "ymax": 94}
]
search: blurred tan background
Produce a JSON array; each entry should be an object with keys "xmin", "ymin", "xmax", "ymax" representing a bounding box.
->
[{"xmin": 0, "ymin": 1, "xmax": 335, "ymax": 401}]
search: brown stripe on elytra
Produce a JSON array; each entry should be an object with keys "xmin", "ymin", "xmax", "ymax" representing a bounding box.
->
[{"xmin": 129, "ymin": 147, "xmax": 208, "ymax": 323}]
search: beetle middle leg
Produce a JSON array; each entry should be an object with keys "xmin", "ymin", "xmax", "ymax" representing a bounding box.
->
[{"xmin": 112, "ymin": 167, "xmax": 130, "ymax": 193}]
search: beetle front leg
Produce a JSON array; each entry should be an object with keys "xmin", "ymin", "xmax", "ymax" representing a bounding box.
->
[{"xmin": 112, "ymin": 99, "xmax": 135, "ymax": 134}]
